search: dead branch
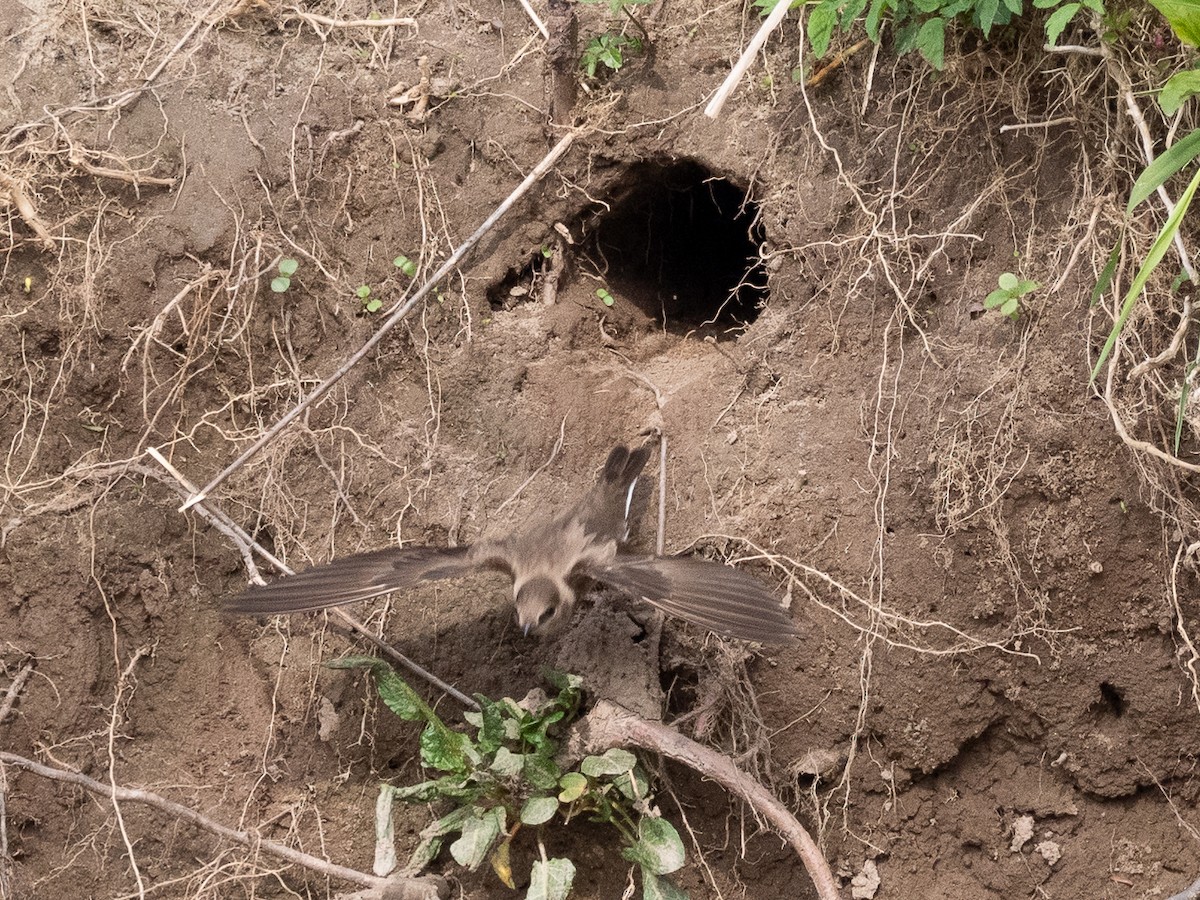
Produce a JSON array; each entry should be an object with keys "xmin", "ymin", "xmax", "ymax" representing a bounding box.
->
[
  {"xmin": 566, "ymin": 700, "xmax": 842, "ymax": 900},
  {"xmin": 0, "ymin": 752, "xmax": 449, "ymax": 899}
]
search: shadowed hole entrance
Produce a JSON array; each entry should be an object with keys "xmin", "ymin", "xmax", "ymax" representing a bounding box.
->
[{"xmin": 583, "ymin": 159, "xmax": 768, "ymax": 335}]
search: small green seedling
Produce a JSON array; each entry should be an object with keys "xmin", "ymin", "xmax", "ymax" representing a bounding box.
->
[
  {"xmin": 356, "ymin": 284, "xmax": 383, "ymax": 313},
  {"xmin": 335, "ymin": 658, "xmax": 689, "ymax": 900},
  {"xmin": 541, "ymin": 245, "xmax": 554, "ymax": 259},
  {"xmin": 578, "ymin": 0, "xmax": 649, "ymax": 77},
  {"xmin": 394, "ymin": 254, "xmax": 417, "ymax": 277},
  {"xmin": 984, "ymin": 272, "xmax": 1038, "ymax": 321},
  {"xmin": 581, "ymin": 33, "xmax": 641, "ymax": 77},
  {"xmin": 596, "ymin": 287, "xmax": 616, "ymax": 307},
  {"xmin": 271, "ymin": 258, "xmax": 299, "ymax": 293}
]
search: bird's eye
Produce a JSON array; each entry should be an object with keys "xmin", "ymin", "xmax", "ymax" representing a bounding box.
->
[{"xmin": 537, "ymin": 608, "xmax": 554, "ymax": 627}]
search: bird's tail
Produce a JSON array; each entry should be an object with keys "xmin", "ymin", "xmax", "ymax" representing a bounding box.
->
[{"xmin": 581, "ymin": 442, "xmax": 654, "ymax": 542}]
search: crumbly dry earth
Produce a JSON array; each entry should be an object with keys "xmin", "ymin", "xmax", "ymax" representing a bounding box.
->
[{"xmin": 3, "ymin": 0, "xmax": 1200, "ymax": 897}]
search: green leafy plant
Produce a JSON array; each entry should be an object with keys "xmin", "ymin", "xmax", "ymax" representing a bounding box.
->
[
  {"xmin": 581, "ymin": 33, "xmax": 642, "ymax": 77},
  {"xmin": 334, "ymin": 657, "xmax": 688, "ymax": 900},
  {"xmin": 596, "ymin": 287, "xmax": 616, "ymax": 307},
  {"xmin": 356, "ymin": 284, "xmax": 383, "ymax": 313},
  {"xmin": 271, "ymin": 258, "xmax": 299, "ymax": 293},
  {"xmin": 984, "ymin": 272, "xmax": 1038, "ymax": 320},
  {"xmin": 579, "ymin": 0, "xmax": 650, "ymax": 77},
  {"xmin": 756, "ymin": 0, "xmax": 1106, "ymax": 71},
  {"xmin": 394, "ymin": 254, "xmax": 417, "ymax": 277}
]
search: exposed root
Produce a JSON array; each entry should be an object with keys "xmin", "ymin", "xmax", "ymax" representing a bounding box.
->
[
  {"xmin": 0, "ymin": 752, "xmax": 449, "ymax": 899},
  {"xmin": 566, "ymin": 700, "xmax": 840, "ymax": 900}
]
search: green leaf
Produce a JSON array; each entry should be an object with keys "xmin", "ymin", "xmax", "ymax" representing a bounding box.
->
[
  {"xmin": 642, "ymin": 870, "xmax": 690, "ymax": 900},
  {"xmin": 998, "ymin": 271, "xmax": 1018, "ymax": 291},
  {"xmin": 976, "ymin": 0, "xmax": 999, "ymax": 36},
  {"xmin": 1044, "ymin": 3, "xmax": 1080, "ymax": 46},
  {"xmin": 1148, "ymin": 0, "xmax": 1200, "ymax": 46},
  {"xmin": 1092, "ymin": 165, "xmax": 1200, "ymax": 382},
  {"xmin": 983, "ymin": 289, "xmax": 1007, "ymax": 309},
  {"xmin": 449, "ymin": 807, "xmax": 505, "ymax": 871},
  {"xmin": 366, "ymin": 298, "xmax": 383, "ymax": 312},
  {"xmin": 841, "ymin": 0, "xmax": 868, "ymax": 26},
  {"xmin": 491, "ymin": 746, "xmax": 524, "ymax": 777},
  {"xmin": 1160, "ymin": 71, "xmax": 1200, "ymax": 117},
  {"xmin": 523, "ymin": 752, "xmax": 562, "ymax": 790},
  {"xmin": 622, "ymin": 817, "xmax": 686, "ymax": 875},
  {"xmin": 474, "ymin": 698, "xmax": 506, "ymax": 754},
  {"xmin": 543, "ymin": 670, "xmax": 584, "ymax": 696},
  {"xmin": 1000, "ymin": 0, "xmax": 1021, "ymax": 14},
  {"xmin": 420, "ymin": 721, "xmax": 472, "ymax": 773},
  {"xmin": 613, "ymin": 766, "xmax": 650, "ymax": 801},
  {"xmin": 270, "ymin": 276, "xmax": 290, "ymax": 293},
  {"xmin": 407, "ymin": 806, "xmax": 473, "ymax": 873},
  {"xmin": 278, "ymin": 258, "xmax": 299, "ymax": 276},
  {"xmin": 1032, "ymin": 0, "xmax": 1057, "ymax": 7},
  {"xmin": 808, "ymin": 0, "xmax": 839, "ymax": 56},
  {"xmin": 356, "ymin": 284, "xmax": 371, "ymax": 299},
  {"xmin": 1127, "ymin": 127, "xmax": 1200, "ymax": 212},
  {"xmin": 394, "ymin": 254, "xmax": 417, "ymax": 276},
  {"xmin": 527, "ymin": 857, "xmax": 576, "ymax": 900},
  {"xmin": 372, "ymin": 666, "xmax": 432, "ymax": 721},
  {"xmin": 520, "ymin": 795, "xmax": 560, "ymax": 825},
  {"xmin": 864, "ymin": 0, "xmax": 886, "ymax": 40},
  {"xmin": 1001, "ymin": 297, "xmax": 1019, "ymax": 317},
  {"xmin": 387, "ymin": 775, "xmax": 471, "ymax": 803},
  {"xmin": 581, "ymin": 748, "xmax": 638, "ymax": 777},
  {"xmin": 558, "ymin": 772, "xmax": 589, "ymax": 802},
  {"xmin": 914, "ymin": 17, "xmax": 945, "ymax": 69}
]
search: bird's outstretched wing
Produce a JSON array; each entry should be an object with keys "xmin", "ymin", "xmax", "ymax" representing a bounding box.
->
[
  {"xmin": 227, "ymin": 545, "xmax": 499, "ymax": 615},
  {"xmin": 592, "ymin": 555, "xmax": 796, "ymax": 644}
]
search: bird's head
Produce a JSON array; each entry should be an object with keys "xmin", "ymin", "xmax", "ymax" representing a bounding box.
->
[{"xmin": 514, "ymin": 577, "xmax": 574, "ymax": 636}]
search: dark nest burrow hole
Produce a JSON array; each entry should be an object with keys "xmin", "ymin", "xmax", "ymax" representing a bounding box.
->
[{"xmin": 489, "ymin": 160, "xmax": 769, "ymax": 336}]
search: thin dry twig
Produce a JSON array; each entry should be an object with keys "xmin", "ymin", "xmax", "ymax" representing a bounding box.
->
[
  {"xmin": 567, "ymin": 701, "xmax": 840, "ymax": 900},
  {"xmin": 287, "ymin": 9, "xmax": 417, "ymax": 30},
  {"xmin": 0, "ymin": 663, "xmax": 34, "ymax": 725},
  {"xmin": 0, "ymin": 752, "xmax": 448, "ymax": 899}
]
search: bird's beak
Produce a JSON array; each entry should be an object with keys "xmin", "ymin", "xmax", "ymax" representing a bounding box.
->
[{"xmin": 523, "ymin": 623, "xmax": 532, "ymax": 637}]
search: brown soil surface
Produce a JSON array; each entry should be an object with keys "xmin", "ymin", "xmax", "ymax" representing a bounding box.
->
[{"xmin": 4, "ymin": 1, "xmax": 1200, "ymax": 898}]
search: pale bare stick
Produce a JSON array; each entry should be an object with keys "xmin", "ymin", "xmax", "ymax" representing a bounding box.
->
[
  {"xmin": 516, "ymin": 0, "xmax": 549, "ymax": 38},
  {"xmin": 182, "ymin": 127, "xmax": 582, "ymax": 511},
  {"xmin": 144, "ymin": 449, "xmax": 479, "ymax": 709},
  {"xmin": 704, "ymin": 0, "xmax": 792, "ymax": 119},
  {"xmin": 567, "ymin": 701, "xmax": 840, "ymax": 900},
  {"xmin": 656, "ymin": 434, "xmax": 666, "ymax": 557},
  {"xmin": 0, "ymin": 752, "xmax": 448, "ymax": 898},
  {"xmin": 287, "ymin": 9, "xmax": 418, "ymax": 30}
]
